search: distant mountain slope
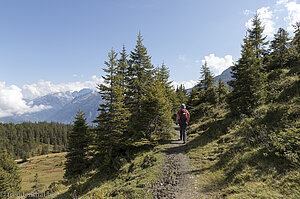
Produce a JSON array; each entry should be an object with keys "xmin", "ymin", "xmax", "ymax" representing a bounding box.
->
[
  {"xmin": 215, "ymin": 67, "xmax": 232, "ymax": 82},
  {"xmin": 1, "ymin": 89, "xmax": 102, "ymax": 124},
  {"xmin": 187, "ymin": 67, "xmax": 233, "ymax": 92},
  {"xmin": 47, "ymin": 89, "xmax": 101, "ymax": 124}
]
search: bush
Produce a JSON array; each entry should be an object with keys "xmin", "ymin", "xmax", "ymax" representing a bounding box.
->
[{"xmin": 270, "ymin": 128, "xmax": 300, "ymax": 164}]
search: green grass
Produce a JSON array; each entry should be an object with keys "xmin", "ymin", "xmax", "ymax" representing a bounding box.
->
[
  {"xmin": 15, "ymin": 132, "xmax": 174, "ymax": 198},
  {"xmin": 18, "ymin": 152, "xmax": 67, "ymax": 193},
  {"xmin": 184, "ymin": 68, "xmax": 300, "ymax": 198},
  {"xmin": 46, "ymin": 143, "xmax": 166, "ymax": 199},
  {"xmin": 79, "ymin": 144, "xmax": 165, "ymax": 198},
  {"xmin": 185, "ymin": 105, "xmax": 299, "ymax": 198}
]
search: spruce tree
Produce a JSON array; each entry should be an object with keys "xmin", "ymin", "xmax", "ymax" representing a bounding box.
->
[
  {"xmin": 157, "ymin": 63, "xmax": 174, "ymax": 98},
  {"xmin": 269, "ymin": 28, "xmax": 290, "ymax": 70},
  {"xmin": 187, "ymin": 87, "xmax": 199, "ymax": 107},
  {"xmin": 64, "ymin": 110, "xmax": 90, "ymax": 184},
  {"xmin": 94, "ymin": 49, "xmax": 129, "ymax": 161},
  {"xmin": 197, "ymin": 61, "xmax": 215, "ymax": 90},
  {"xmin": 190, "ymin": 61, "xmax": 217, "ymax": 106},
  {"xmin": 118, "ymin": 44, "xmax": 129, "ymax": 88},
  {"xmin": 157, "ymin": 63, "xmax": 177, "ymax": 113},
  {"xmin": 126, "ymin": 33, "xmax": 154, "ymax": 138},
  {"xmin": 175, "ymin": 84, "xmax": 188, "ymax": 107},
  {"xmin": 0, "ymin": 150, "xmax": 21, "ymax": 194},
  {"xmin": 288, "ymin": 22, "xmax": 300, "ymax": 72},
  {"xmin": 228, "ymin": 14, "xmax": 267, "ymax": 116},
  {"xmin": 140, "ymin": 68, "xmax": 173, "ymax": 139},
  {"xmin": 217, "ymin": 78, "xmax": 229, "ymax": 104}
]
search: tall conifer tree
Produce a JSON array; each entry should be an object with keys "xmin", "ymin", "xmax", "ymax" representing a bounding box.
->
[
  {"xmin": 197, "ymin": 61, "xmax": 215, "ymax": 91},
  {"xmin": 126, "ymin": 33, "xmax": 154, "ymax": 138},
  {"xmin": 228, "ymin": 14, "xmax": 267, "ymax": 116},
  {"xmin": 289, "ymin": 22, "xmax": 300, "ymax": 72},
  {"xmin": 175, "ymin": 84, "xmax": 188, "ymax": 107},
  {"xmin": 140, "ymin": 69, "xmax": 173, "ymax": 139},
  {"xmin": 94, "ymin": 49, "xmax": 129, "ymax": 160},
  {"xmin": 188, "ymin": 87, "xmax": 199, "ymax": 107},
  {"xmin": 118, "ymin": 44, "xmax": 129, "ymax": 88},
  {"xmin": 64, "ymin": 110, "xmax": 90, "ymax": 183},
  {"xmin": 269, "ymin": 28, "xmax": 290, "ymax": 70},
  {"xmin": 157, "ymin": 63, "xmax": 177, "ymax": 112},
  {"xmin": 190, "ymin": 61, "xmax": 217, "ymax": 105},
  {"xmin": 157, "ymin": 63, "xmax": 174, "ymax": 100},
  {"xmin": 217, "ymin": 78, "xmax": 229, "ymax": 104}
]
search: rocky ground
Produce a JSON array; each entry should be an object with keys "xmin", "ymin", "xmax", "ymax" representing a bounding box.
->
[{"xmin": 149, "ymin": 126, "xmax": 201, "ymax": 199}]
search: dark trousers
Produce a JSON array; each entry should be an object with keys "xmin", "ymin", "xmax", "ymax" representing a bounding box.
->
[{"xmin": 179, "ymin": 122, "xmax": 187, "ymax": 142}]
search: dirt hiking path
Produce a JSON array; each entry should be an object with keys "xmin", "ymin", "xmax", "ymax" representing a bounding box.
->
[{"xmin": 150, "ymin": 125, "xmax": 202, "ymax": 199}]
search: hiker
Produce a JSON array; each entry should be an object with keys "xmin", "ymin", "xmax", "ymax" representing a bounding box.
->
[{"xmin": 176, "ymin": 104, "xmax": 190, "ymax": 144}]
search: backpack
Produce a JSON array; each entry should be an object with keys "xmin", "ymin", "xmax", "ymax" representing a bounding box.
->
[{"xmin": 179, "ymin": 109, "xmax": 188, "ymax": 122}]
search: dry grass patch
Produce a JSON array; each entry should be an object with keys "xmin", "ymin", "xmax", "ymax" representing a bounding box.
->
[{"xmin": 18, "ymin": 152, "xmax": 67, "ymax": 192}]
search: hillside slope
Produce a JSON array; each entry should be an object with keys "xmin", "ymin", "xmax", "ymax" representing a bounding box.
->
[{"xmin": 185, "ymin": 67, "xmax": 299, "ymax": 198}]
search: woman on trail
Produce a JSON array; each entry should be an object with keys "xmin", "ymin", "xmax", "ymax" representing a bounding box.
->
[{"xmin": 176, "ymin": 104, "xmax": 190, "ymax": 144}]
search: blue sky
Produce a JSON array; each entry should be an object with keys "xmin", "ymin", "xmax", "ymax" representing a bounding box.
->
[{"xmin": 0, "ymin": 0, "xmax": 299, "ymax": 116}]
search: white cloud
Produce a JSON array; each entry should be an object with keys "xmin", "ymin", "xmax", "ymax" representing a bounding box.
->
[
  {"xmin": 245, "ymin": 1, "xmax": 300, "ymax": 36},
  {"xmin": 22, "ymin": 76, "xmax": 103, "ymax": 99},
  {"xmin": 284, "ymin": 1, "xmax": 300, "ymax": 31},
  {"xmin": 0, "ymin": 82, "xmax": 51, "ymax": 118},
  {"xmin": 245, "ymin": 7, "xmax": 275, "ymax": 37},
  {"xmin": 245, "ymin": 18, "xmax": 253, "ymax": 30},
  {"xmin": 277, "ymin": 0, "xmax": 289, "ymax": 5},
  {"xmin": 171, "ymin": 80, "xmax": 197, "ymax": 89},
  {"xmin": 199, "ymin": 54, "xmax": 234, "ymax": 76},
  {"xmin": 0, "ymin": 76, "xmax": 104, "ymax": 118},
  {"xmin": 259, "ymin": 7, "xmax": 276, "ymax": 37}
]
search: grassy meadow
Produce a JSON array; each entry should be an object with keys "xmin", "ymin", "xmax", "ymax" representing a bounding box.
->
[{"xmin": 17, "ymin": 152, "xmax": 67, "ymax": 193}]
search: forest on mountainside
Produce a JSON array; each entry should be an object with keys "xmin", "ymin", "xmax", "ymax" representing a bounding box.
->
[
  {"xmin": 0, "ymin": 122, "xmax": 72, "ymax": 160},
  {"xmin": 0, "ymin": 122, "xmax": 72, "ymax": 196}
]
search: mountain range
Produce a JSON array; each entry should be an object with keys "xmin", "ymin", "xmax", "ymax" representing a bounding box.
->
[
  {"xmin": 0, "ymin": 88, "xmax": 102, "ymax": 125},
  {"xmin": 0, "ymin": 67, "xmax": 233, "ymax": 124}
]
